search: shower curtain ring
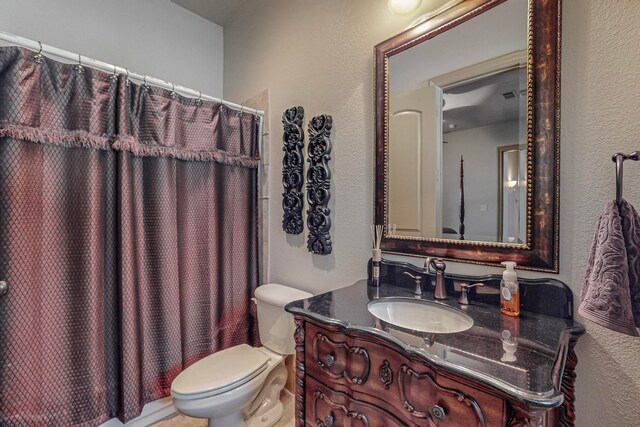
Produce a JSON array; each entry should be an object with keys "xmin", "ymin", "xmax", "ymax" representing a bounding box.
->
[
  {"xmin": 110, "ymin": 65, "xmax": 118, "ymax": 83},
  {"xmin": 34, "ymin": 41, "xmax": 44, "ymax": 64},
  {"xmin": 170, "ymin": 83, "xmax": 177, "ymax": 99},
  {"xmin": 143, "ymin": 75, "xmax": 150, "ymax": 92},
  {"xmin": 124, "ymin": 68, "xmax": 131, "ymax": 87},
  {"xmin": 75, "ymin": 54, "xmax": 85, "ymax": 74},
  {"xmin": 195, "ymin": 91, "xmax": 203, "ymax": 106}
]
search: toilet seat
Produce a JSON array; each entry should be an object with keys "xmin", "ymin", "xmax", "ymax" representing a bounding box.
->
[{"xmin": 171, "ymin": 344, "xmax": 270, "ymax": 400}]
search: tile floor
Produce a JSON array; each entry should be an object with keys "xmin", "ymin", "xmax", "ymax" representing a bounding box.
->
[{"xmin": 151, "ymin": 390, "xmax": 295, "ymax": 427}]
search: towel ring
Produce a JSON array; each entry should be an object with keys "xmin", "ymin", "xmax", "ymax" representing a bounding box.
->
[{"xmin": 613, "ymin": 151, "xmax": 639, "ymax": 205}]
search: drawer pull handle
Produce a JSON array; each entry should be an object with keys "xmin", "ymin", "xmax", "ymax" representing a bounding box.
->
[
  {"xmin": 314, "ymin": 333, "xmax": 371, "ymax": 385},
  {"xmin": 324, "ymin": 354, "xmax": 335, "ymax": 367},
  {"xmin": 431, "ymin": 405, "xmax": 446, "ymax": 421},
  {"xmin": 399, "ymin": 365, "xmax": 484, "ymax": 425},
  {"xmin": 324, "ymin": 415, "xmax": 334, "ymax": 427}
]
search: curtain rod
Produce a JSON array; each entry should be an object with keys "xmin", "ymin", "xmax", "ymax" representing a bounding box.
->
[{"xmin": 0, "ymin": 30, "xmax": 264, "ymax": 118}]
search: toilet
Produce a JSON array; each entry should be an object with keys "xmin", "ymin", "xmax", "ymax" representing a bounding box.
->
[{"xmin": 171, "ymin": 283, "xmax": 312, "ymax": 427}]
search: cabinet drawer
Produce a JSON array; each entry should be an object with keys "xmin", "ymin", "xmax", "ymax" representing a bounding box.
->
[
  {"xmin": 306, "ymin": 375, "xmax": 407, "ymax": 427},
  {"xmin": 305, "ymin": 322, "xmax": 505, "ymax": 427}
]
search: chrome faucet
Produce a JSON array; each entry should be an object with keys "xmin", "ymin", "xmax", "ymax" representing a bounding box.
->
[
  {"xmin": 425, "ymin": 258, "xmax": 447, "ymax": 300},
  {"xmin": 403, "ymin": 271, "xmax": 423, "ymax": 296}
]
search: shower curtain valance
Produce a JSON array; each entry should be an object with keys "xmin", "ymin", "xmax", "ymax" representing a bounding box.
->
[
  {"xmin": 0, "ymin": 46, "xmax": 261, "ymax": 167},
  {"xmin": 113, "ymin": 82, "xmax": 261, "ymax": 166},
  {"xmin": 0, "ymin": 46, "xmax": 117, "ymax": 151}
]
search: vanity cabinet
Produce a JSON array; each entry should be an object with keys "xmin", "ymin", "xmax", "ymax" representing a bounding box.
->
[
  {"xmin": 286, "ymin": 270, "xmax": 584, "ymax": 427},
  {"xmin": 300, "ymin": 321, "xmax": 506, "ymax": 426},
  {"xmin": 294, "ymin": 316, "xmax": 579, "ymax": 427},
  {"xmin": 297, "ymin": 319, "xmax": 512, "ymax": 427}
]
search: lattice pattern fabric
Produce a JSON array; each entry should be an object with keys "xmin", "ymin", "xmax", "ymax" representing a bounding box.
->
[
  {"xmin": 116, "ymin": 83, "xmax": 261, "ymax": 421},
  {"xmin": 0, "ymin": 46, "xmax": 260, "ymax": 426}
]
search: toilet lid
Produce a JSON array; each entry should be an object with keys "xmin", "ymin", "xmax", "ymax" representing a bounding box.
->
[
  {"xmin": 255, "ymin": 283, "xmax": 313, "ymax": 307},
  {"xmin": 171, "ymin": 344, "xmax": 270, "ymax": 399}
]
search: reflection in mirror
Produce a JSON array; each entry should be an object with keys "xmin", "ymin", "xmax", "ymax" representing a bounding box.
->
[
  {"xmin": 387, "ymin": 0, "xmax": 528, "ymax": 243},
  {"xmin": 497, "ymin": 144, "xmax": 526, "ymax": 243}
]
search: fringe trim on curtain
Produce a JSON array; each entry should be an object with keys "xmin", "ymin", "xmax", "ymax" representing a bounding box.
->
[
  {"xmin": 0, "ymin": 122, "xmax": 112, "ymax": 150},
  {"xmin": 0, "ymin": 123, "xmax": 261, "ymax": 168},
  {"xmin": 112, "ymin": 137, "xmax": 261, "ymax": 168}
]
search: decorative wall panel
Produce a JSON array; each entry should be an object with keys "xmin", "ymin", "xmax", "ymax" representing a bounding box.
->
[
  {"xmin": 306, "ymin": 114, "xmax": 333, "ymax": 255},
  {"xmin": 282, "ymin": 106, "xmax": 305, "ymax": 234}
]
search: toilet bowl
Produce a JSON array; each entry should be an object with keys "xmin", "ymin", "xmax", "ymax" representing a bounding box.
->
[{"xmin": 171, "ymin": 283, "xmax": 312, "ymax": 427}]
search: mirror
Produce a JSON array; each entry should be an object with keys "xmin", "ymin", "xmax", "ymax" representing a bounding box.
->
[{"xmin": 375, "ymin": 0, "xmax": 561, "ymax": 271}]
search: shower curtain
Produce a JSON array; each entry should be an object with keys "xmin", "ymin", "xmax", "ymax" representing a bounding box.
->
[
  {"xmin": 115, "ymin": 78, "xmax": 261, "ymax": 420},
  {"xmin": 0, "ymin": 46, "xmax": 260, "ymax": 426}
]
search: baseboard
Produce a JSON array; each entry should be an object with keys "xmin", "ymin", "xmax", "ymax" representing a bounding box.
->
[{"xmin": 99, "ymin": 397, "xmax": 176, "ymax": 427}]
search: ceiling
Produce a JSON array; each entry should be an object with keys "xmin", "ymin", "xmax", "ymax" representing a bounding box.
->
[
  {"xmin": 171, "ymin": 0, "xmax": 250, "ymax": 26},
  {"xmin": 443, "ymin": 68, "xmax": 525, "ymax": 133}
]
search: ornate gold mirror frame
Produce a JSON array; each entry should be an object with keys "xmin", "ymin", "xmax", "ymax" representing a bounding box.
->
[{"xmin": 375, "ymin": 0, "xmax": 561, "ymax": 272}]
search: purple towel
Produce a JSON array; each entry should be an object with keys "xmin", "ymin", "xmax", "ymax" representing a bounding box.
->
[{"xmin": 579, "ymin": 200, "xmax": 640, "ymax": 336}]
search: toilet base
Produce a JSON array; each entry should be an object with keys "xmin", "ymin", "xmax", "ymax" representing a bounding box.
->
[
  {"xmin": 208, "ymin": 412, "xmax": 244, "ymax": 427},
  {"xmin": 243, "ymin": 355, "xmax": 287, "ymax": 427},
  {"xmin": 203, "ymin": 360, "xmax": 286, "ymax": 427},
  {"xmin": 245, "ymin": 400, "xmax": 283, "ymax": 427}
]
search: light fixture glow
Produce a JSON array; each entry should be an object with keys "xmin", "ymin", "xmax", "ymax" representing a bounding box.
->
[{"xmin": 388, "ymin": 0, "xmax": 423, "ymax": 15}]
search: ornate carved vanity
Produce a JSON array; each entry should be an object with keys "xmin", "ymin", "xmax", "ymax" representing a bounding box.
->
[{"xmin": 286, "ymin": 260, "xmax": 584, "ymax": 427}]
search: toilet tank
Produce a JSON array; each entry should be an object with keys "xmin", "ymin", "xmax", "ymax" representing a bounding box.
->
[{"xmin": 254, "ymin": 283, "xmax": 312, "ymax": 355}]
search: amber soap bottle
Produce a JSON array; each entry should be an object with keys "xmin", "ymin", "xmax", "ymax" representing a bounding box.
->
[{"xmin": 500, "ymin": 261, "xmax": 520, "ymax": 317}]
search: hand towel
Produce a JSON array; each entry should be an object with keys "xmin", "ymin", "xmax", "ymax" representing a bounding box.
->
[{"xmin": 578, "ymin": 200, "xmax": 640, "ymax": 336}]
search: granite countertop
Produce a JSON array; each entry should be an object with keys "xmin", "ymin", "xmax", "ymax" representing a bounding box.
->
[{"xmin": 285, "ymin": 279, "xmax": 585, "ymax": 409}]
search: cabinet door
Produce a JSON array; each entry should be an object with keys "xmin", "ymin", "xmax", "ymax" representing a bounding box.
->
[{"xmin": 306, "ymin": 376, "xmax": 407, "ymax": 427}]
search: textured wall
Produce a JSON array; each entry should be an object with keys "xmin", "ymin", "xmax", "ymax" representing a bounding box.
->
[
  {"xmin": 0, "ymin": 0, "xmax": 224, "ymax": 97},
  {"xmin": 224, "ymin": 0, "xmax": 640, "ymax": 424}
]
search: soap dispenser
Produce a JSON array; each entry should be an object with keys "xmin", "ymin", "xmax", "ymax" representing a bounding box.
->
[{"xmin": 500, "ymin": 261, "xmax": 520, "ymax": 317}]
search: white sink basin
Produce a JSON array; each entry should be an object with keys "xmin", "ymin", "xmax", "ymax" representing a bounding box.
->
[{"xmin": 368, "ymin": 298, "xmax": 474, "ymax": 334}]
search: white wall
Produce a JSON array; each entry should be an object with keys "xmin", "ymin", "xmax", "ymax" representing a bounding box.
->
[
  {"xmin": 0, "ymin": 0, "xmax": 224, "ymax": 97},
  {"xmin": 225, "ymin": 0, "xmax": 407, "ymax": 294},
  {"xmin": 442, "ymin": 120, "xmax": 520, "ymax": 242},
  {"xmin": 224, "ymin": 1, "xmax": 640, "ymax": 425}
]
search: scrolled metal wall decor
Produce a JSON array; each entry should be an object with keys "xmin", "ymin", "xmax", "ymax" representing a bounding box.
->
[
  {"xmin": 282, "ymin": 106, "xmax": 305, "ymax": 234},
  {"xmin": 306, "ymin": 114, "xmax": 333, "ymax": 255}
]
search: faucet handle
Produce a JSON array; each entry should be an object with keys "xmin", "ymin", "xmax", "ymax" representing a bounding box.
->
[
  {"xmin": 403, "ymin": 271, "xmax": 421, "ymax": 282},
  {"xmin": 403, "ymin": 271, "xmax": 423, "ymax": 296},
  {"xmin": 458, "ymin": 282, "xmax": 484, "ymax": 305}
]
